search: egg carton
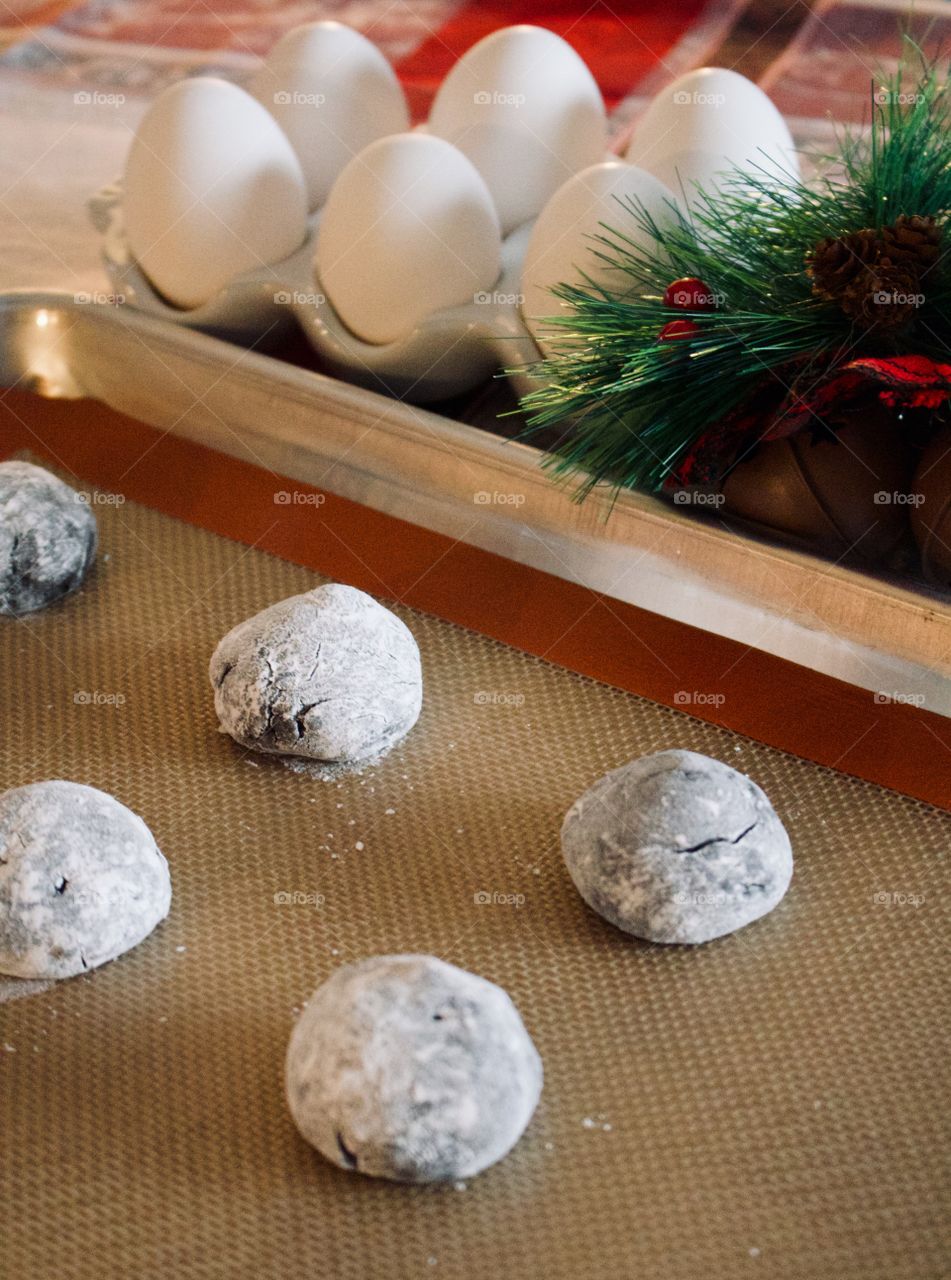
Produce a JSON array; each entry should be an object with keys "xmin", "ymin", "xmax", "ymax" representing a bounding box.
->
[
  {"xmin": 89, "ymin": 180, "xmax": 543, "ymax": 405},
  {"xmin": 89, "ymin": 20, "xmax": 797, "ymax": 407}
]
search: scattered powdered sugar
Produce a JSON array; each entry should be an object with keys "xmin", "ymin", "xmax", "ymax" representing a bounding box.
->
[
  {"xmin": 582, "ymin": 1115, "xmax": 612, "ymax": 1132},
  {"xmin": 281, "ymin": 750, "xmax": 386, "ymax": 782}
]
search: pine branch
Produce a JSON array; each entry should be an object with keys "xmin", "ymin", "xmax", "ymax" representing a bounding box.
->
[{"xmin": 512, "ymin": 43, "xmax": 951, "ymax": 497}]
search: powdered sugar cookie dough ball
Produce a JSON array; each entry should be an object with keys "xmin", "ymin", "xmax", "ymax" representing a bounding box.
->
[
  {"xmin": 562, "ymin": 749, "xmax": 792, "ymax": 944},
  {"xmin": 0, "ymin": 461, "xmax": 97, "ymax": 615},
  {"xmin": 0, "ymin": 781, "xmax": 171, "ymax": 979},
  {"xmin": 286, "ymin": 955, "xmax": 543, "ymax": 1183},
  {"xmin": 210, "ymin": 583, "xmax": 422, "ymax": 765}
]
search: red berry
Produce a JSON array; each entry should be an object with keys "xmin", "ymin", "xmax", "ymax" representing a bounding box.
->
[
  {"xmin": 658, "ymin": 319, "xmax": 700, "ymax": 342},
  {"xmin": 664, "ymin": 277, "xmax": 718, "ymax": 311}
]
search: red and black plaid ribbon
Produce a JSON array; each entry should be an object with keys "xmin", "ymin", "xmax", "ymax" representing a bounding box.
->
[{"xmin": 669, "ymin": 354, "xmax": 951, "ymax": 490}]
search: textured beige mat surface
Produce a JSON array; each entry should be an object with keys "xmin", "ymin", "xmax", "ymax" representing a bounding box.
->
[{"xmin": 1, "ymin": 469, "xmax": 948, "ymax": 1280}]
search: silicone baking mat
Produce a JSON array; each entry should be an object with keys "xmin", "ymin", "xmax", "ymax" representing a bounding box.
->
[{"xmin": 1, "ymin": 459, "xmax": 948, "ymax": 1280}]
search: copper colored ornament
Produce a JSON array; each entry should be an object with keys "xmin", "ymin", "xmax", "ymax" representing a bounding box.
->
[
  {"xmin": 721, "ymin": 405, "xmax": 912, "ymax": 563},
  {"xmin": 910, "ymin": 425, "xmax": 951, "ymax": 588}
]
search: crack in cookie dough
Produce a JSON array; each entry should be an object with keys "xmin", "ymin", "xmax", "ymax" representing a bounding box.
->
[{"xmin": 675, "ymin": 821, "xmax": 758, "ymax": 855}]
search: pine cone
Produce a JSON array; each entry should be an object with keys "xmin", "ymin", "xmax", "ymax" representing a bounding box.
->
[
  {"xmin": 841, "ymin": 261, "xmax": 922, "ymax": 330},
  {"xmin": 807, "ymin": 214, "xmax": 942, "ymax": 329},
  {"xmin": 807, "ymin": 228, "xmax": 880, "ymax": 302},
  {"xmin": 880, "ymin": 214, "xmax": 943, "ymax": 274}
]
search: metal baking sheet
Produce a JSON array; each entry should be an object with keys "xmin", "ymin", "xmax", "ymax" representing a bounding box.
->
[
  {"xmin": 2, "ymin": 289, "xmax": 949, "ymax": 713},
  {"xmin": 1, "ymin": 464, "xmax": 948, "ymax": 1280}
]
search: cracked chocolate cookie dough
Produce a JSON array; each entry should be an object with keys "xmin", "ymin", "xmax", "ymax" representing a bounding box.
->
[
  {"xmin": 561, "ymin": 749, "xmax": 793, "ymax": 944},
  {"xmin": 286, "ymin": 955, "xmax": 543, "ymax": 1183},
  {"xmin": 0, "ymin": 781, "xmax": 171, "ymax": 979},
  {"xmin": 0, "ymin": 461, "xmax": 97, "ymax": 615},
  {"xmin": 210, "ymin": 584, "xmax": 422, "ymax": 767}
]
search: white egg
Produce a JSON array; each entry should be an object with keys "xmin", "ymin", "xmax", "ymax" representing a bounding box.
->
[
  {"xmin": 316, "ymin": 133, "xmax": 501, "ymax": 346},
  {"xmin": 123, "ymin": 77, "xmax": 308, "ymax": 310},
  {"xmin": 428, "ymin": 24, "xmax": 606, "ymax": 236},
  {"xmin": 520, "ymin": 161, "xmax": 677, "ymax": 354},
  {"xmin": 625, "ymin": 67, "xmax": 799, "ymax": 202},
  {"xmin": 251, "ymin": 21, "xmax": 409, "ymax": 212}
]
